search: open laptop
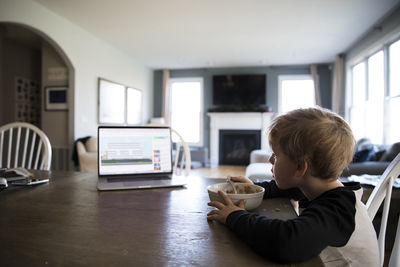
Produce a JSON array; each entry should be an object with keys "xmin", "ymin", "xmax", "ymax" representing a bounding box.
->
[{"xmin": 97, "ymin": 126, "xmax": 186, "ymax": 191}]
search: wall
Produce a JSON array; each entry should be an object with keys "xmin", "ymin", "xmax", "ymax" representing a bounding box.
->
[
  {"xmin": 153, "ymin": 64, "xmax": 332, "ymax": 152},
  {"xmin": 345, "ymin": 5, "xmax": 400, "ymax": 65},
  {"xmin": 0, "ymin": 38, "xmax": 41, "ymax": 125},
  {"xmin": 41, "ymin": 40, "xmax": 68, "ymax": 147},
  {"xmin": 0, "ymin": 0, "xmax": 153, "ymax": 142}
]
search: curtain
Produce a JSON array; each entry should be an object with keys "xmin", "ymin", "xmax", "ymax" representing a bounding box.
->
[
  {"xmin": 161, "ymin": 69, "xmax": 170, "ymax": 125},
  {"xmin": 311, "ymin": 64, "xmax": 322, "ymax": 106},
  {"xmin": 332, "ymin": 54, "xmax": 345, "ymax": 117}
]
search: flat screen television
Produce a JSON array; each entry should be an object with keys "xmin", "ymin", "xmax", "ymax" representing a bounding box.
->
[{"xmin": 213, "ymin": 74, "xmax": 266, "ymax": 106}]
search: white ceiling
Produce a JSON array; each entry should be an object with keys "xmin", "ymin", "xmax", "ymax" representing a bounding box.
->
[{"xmin": 34, "ymin": 0, "xmax": 400, "ymax": 69}]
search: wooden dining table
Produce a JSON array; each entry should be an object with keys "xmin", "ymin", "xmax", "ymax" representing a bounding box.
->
[{"xmin": 0, "ymin": 171, "xmax": 323, "ymax": 266}]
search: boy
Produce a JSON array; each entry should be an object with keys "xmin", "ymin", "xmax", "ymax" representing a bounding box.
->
[{"xmin": 207, "ymin": 107, "xmax": 379, "ymax": 266}]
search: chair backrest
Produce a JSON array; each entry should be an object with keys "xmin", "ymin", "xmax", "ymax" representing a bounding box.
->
[
  {"xmin": 171, "ymin": 128, "xmax": 191, "ymax": 176},
  {"xmin": 146, "ymin": 123, "xmax": 191, "ymax": 176},
  {"xmin": 366, "ymin": 152, "xmax": 400, "ymax": 266},
  {"xmin": 0, "ymin": 122, "xmax": 52, "ymax": 171}
]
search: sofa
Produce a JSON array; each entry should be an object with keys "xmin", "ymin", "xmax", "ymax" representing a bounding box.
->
[
  {"xmin": 341, "ymin": 140, "xmax": 400, "ymax": 177},
  {"xmin": 76, "ymin": 137, "xmax": 97, "ymax": 172},
  {"xmin": 245, "ymin": 149, "xmax": 273, "ymax": 181},
  {"xmin": 245, "ymin": 140, "xmax": 400, "ymax": 180}
]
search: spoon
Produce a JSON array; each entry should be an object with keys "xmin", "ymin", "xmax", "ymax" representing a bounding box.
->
[{"xmin": 226, "ymin": 176, "xmax": 237, "ymax": 194}]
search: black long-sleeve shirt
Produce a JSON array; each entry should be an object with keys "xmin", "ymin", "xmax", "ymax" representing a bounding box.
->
[{"xmin": 225, "ymin": 180, "xmax": 379, "ymax": 266}]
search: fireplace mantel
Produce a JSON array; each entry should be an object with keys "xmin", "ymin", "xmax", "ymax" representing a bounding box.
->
[{"xmin": 207, "ymin": 112, "xmax": 274, "ymax": 166}]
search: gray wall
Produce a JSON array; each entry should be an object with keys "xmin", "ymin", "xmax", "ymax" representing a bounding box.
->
[
  {"xmin": 345, "ymin": 4, "xmax": 400, "ymax": 64},
  {"xmin": 0, "ymin": 37, "xmax": 41, "ymax": 126},
  {"xmin": 41, "ymin": 40, "xmax": 69, "ymax": 148},
  {"xmin": 153, "ymin": 64, "xmax": 332, "ymax": 153}
]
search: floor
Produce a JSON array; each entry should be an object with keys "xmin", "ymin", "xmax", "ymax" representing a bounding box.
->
[{"xmin": 188, "ymin": 165, "xmax": 246, "ymax": 179}]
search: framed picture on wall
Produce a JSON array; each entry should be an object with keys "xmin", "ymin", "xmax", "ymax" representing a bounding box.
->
[
  {"xmin": 98, "ymin": 78, "xmax": 142, "ymax": 125},
  {"xmin": 98, "ymin": 78, "xmax": 125, "ymax": 124},
  {"xmin": 45, "ymin": 86, "xmax": 68, "ymax": 111},
  {"xmin": 126, "ymin": 87, "xmax": 142, "ymax": 125}
]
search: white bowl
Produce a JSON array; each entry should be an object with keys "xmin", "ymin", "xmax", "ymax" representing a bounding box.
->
[{"xmin": 207, "ymin": 182, "xmax": 265, "ymax": 210}]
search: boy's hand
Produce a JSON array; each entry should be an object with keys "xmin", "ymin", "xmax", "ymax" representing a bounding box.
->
[
  {"xmin": 207, "ymin": 190, "xmax": 246, "ymax": 224},
  {"xmin": 229, "ymin": 175, "xmax": 254, "ymax": 184}
]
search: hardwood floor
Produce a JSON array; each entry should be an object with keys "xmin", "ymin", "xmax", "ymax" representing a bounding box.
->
[{"xmin": 188, "ymin": 165, "xmax": 246, "ymax": 179}]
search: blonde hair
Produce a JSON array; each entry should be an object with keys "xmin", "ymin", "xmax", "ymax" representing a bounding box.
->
[{"xmin": 268, "ymin": 107, "xmax": 355, "ymax": 179}]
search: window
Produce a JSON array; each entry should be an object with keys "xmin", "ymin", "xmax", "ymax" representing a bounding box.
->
[
  {"xmin": 278, "ymin": 75, "xmax": 315, "ymax": 114},
  {"xmin": 388, "ymin": 40, "xmax": 400, "ymax": 144},
  {"xmin": 350, "ymin": 62, "xmax": 366, "ymax": 141},
  {"xmin": 349, "ymin": 38, "xmax": 400, "ymax": 145},
  {"xmin": 169, "ymin": 78, "xmax": 203, "ymax": 145},
  {"xmin": 350, "ymin": 52, "xmax": 385, "ymax": 144},
  {"xmin": 366, "ymin": 51, "xmax": 384, "ymax": 144}
]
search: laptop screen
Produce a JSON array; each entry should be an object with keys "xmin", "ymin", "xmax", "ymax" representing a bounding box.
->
[{"xmin": 98, "ymin": 126, "xmax": 172, "ymax": 176}]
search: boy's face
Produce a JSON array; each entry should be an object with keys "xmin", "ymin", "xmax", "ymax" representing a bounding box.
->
[{"xmin": 269, "ymin": 144, "xmax": 300, "ymax": 189}]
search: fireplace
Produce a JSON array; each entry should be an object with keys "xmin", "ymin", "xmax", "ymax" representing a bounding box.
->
[
  {"xmin": 207, "ymin": 112, "xmax": 273, "ymax": 166},
  {"xmin": 219, "ymin": 130, "xmax": 261, "ymax": 165}
]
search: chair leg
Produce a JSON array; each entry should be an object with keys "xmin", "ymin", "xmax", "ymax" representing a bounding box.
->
[{"xmin": 389, "ymin": 214, "xmax": 400, "ymax": 267}]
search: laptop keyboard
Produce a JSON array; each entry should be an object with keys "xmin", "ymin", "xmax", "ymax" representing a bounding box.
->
[{"xmin": 107, "ymin": 176, "xmax": 171, "ymax": 183}]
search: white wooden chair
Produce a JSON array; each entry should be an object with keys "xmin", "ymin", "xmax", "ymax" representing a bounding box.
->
[
  {"xmin": 146, "ymin": 123, "xmax": 191, "ymax": 176},
  {"xmin": 171, "ymin": 128, "xmax": 191, "ymax": 176},
  {"xmin": 0, "ymin": 122, "xmax": 52, "ymax": 171},
  {"xmin": 365, "ymin": 152, "xmax": 400, "ymax": 267}
]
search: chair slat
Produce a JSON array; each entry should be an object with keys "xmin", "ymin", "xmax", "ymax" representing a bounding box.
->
[
  {"xmin": 180, "ymin": 145, "xmax": 185, "ymax": 172},
  {"xmin": 377, "ymin": 177, "xmax": 394, "ymax": 266},
  {"xmin": 389, "ymin": 213, "xmax": 400, "ymax": 266},
  {"xmin": 14, "ymin": 127, "xmax": 22, "ymax": 168},
  {"xmin": 7, "ymin": 128, "xmax": 13, "ymax": 168},
  {"xmin": 39, "ymin": 156, "xmax": 44, "ymax": 170},
  {"xmin": 28, "ymin": 134, "xmax": 36, "ymax": 169},
  {"xmin": 174, "ymin": 142, "xmax": 181, "ymax": 174},
  {"xmin": 21, "ymin": 129, "xmax": 30, "ymax": 168},
  {"xmin": 34, "ymin": 141, "xmax": 42, "ymax": 169}
]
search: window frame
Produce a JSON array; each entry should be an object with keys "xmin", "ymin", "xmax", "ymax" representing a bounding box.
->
[
  {"xmin": 168, "ymin": 77, "xmax": 204, "ymax": 147},
  {"xmin": 278, "ymin": 74, "xmax": 315, "ymax": 114},
  {"xmin": 346, "ymin": 35, "xmax": 400, "ymax": 145}
]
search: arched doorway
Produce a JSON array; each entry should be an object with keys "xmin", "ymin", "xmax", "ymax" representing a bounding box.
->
[{"xmin": 0, "ymin": 22, "xmax": 75, "ymax": 170}]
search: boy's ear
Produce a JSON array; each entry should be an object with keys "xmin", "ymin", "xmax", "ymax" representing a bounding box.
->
[{"xmin": 295, "ymin": 160, "xmax": 308, "ymax": 177}]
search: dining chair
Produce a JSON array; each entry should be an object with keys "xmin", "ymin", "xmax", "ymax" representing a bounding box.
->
[
  {"xmin": 171, "ymin": 128, "xmax": 191, "ymax": 176},
  {"xmin": 0, "ymin": 122, "xmax": 52, "ymax": 171},
  {"xmin": 365, "ymin": 152, "xmax": 400, "ymax": 267}
]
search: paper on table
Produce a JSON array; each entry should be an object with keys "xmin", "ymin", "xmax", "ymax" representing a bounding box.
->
[
  {"xmin": 6, "ymin": 168, "xmax": 35, "ymax": 178},
  {"xmin": 346, "ymin": 174, "xmax": 400, "ymax": 188}
]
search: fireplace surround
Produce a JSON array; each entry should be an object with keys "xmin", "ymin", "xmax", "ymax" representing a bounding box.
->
[{"xmin": 208, "ymin": 112, "xmax": 273, "ymax": 166}]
